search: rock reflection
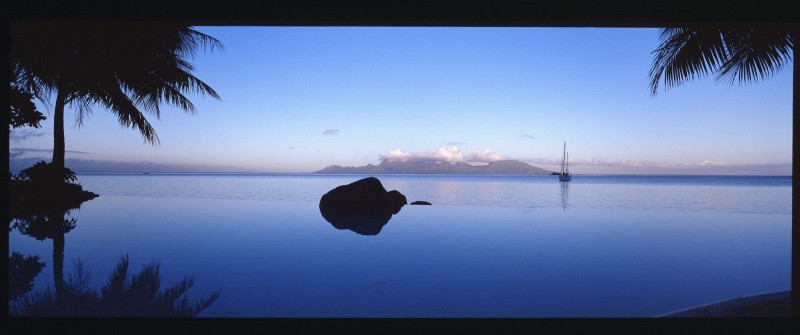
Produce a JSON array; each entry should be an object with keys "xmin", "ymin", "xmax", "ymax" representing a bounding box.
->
[
  {"xmin": 319, "ymin": 177, "xmax": 407, "ymax": 236},
  {"xmin": 322, "ymin": 211, "xmax": 395, "ymax": 236}
]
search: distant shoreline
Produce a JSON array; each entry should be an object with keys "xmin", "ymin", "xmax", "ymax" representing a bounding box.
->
[{"xmin": 56, "ymin": 171, "xmax": 794, "ymax": 178}]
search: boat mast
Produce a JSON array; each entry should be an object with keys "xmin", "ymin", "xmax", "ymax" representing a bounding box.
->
[{"xmin": 561, "ymin": 141, "xmax": 567, "ymax": 175}]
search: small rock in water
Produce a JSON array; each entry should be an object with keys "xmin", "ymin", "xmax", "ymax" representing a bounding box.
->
[{"xmin": 410, "ymin": 201, "xmax": 431, "ymax": 205}]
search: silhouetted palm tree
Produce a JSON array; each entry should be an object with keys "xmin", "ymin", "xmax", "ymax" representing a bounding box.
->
[
  {"xmin": 10, "ymin": 22, "xmax": 222, "ymax": 171},
  {"xmin": 649, "ymin": 24, "xmax": 798, "ymax": 316}
]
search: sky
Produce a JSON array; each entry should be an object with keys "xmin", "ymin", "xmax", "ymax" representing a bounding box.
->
[{"xmin": 8, "ymin": 27, "xmax": 794, "ymax": 175}]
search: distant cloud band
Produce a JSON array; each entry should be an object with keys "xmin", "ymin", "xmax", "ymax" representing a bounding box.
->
[
  {"xmin": 379, "ymin": 146, "xmax": 508, "ymax": 163},
  {"xmin": 10, "ymin": 129, "xmax": 47, "ymax": 142},
  {"xmin": 526, "ymin": 157, "xmax": 731, "ymax": 168}
]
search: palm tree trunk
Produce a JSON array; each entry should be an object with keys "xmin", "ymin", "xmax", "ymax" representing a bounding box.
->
[
  {"xmin": 52, "ymin": 89, "xmax": 66, "ymax": 171},
  {"xmin": 792, "ymin": 30, "xmax": 799, "ymax": 318}
]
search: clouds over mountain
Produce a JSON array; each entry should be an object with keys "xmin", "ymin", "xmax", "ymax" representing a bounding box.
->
[
  {"xmin": 379, "ymin": 146, "xmax": 508, "ymax": 164},
  {"xmin": 465, "ymin": 149, "xmax": 507, "ymax": 162}
]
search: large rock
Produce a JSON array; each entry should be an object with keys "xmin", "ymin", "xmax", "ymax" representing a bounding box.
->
[{"xmin": 319, "ymin": 177, "xmax": 407, "ymax": 235}]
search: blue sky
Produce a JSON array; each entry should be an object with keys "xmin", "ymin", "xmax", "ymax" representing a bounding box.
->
[{"xmin": 9, "ymin": 27, "xmax": 793, "ymax": 174}]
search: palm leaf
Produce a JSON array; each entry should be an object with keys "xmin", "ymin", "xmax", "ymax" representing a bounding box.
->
[
  {"xmin": 715, "ymin": 26, "xmax": 793, "ymax": 86},
  {"xmin": 649, "ymin": 26, "xmax": 729, "ymax": 95},
  {"xmin": 174, "ymin": 290, "xmax": 221, "ymax": 317},
  {"xmin": 650, "ymin": 25, "xmax": 794, "ymax": 95},
  {"xmin": 155, "ymin": 276, "xmax": 195, "ymax": 307},
  {"xmin": 101, "ymin": 255, "xmax": 130, "ymax": 301},
  {"xmin": 127, "ymin": 263, "xmax": 162, "ymax": 299},
  {"xmin": 11, "ymin": 287, "xmax": 58, "ymax": 316},
  {"xmin": 65, "ymin": 259, "xmax": 96, "ymax": 298},
  {"xmin": 101, "ymin": 84, "xmax": 162, "ymax": 145}
]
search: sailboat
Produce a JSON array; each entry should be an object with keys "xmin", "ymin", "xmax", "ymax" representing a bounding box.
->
[{"xmin": 559, "ymin": 141, "xmax": 571, "ymax": 181}]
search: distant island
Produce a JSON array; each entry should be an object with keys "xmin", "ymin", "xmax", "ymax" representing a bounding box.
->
[{"xmin": 314, "ymin": 160, "xmax": 554, "ymax": 175}]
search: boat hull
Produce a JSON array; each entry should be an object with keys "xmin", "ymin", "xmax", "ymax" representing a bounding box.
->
[{"xmin": 559, "ymin": 174, "xmax": 571, "ymax": 181}]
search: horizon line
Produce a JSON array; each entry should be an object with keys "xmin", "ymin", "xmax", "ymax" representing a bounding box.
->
[{"xmin": 52, "ymin": 171, "xmax": 793, "ymax": 177}]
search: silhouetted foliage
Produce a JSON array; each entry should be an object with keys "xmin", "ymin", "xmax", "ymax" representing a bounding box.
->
[
  {"xmin": 649, "ymin": 25, "xmax": 794, "ymax": 95},
  {"xmin": 11, "ymin": 255, "xmax": 221, "ymax": 317},
  {"xmin": 9, "ymin": 252, "xmax": 47, "ymax": 301},
  {"xmin": 9, "ymin": 162, "xmax": 97, "ymax": 229},
  {"xmin": 9, "ymin": 84, "xmax": 46, "ymax": 128},
  {"xmin": 10, "ymin": 22, "xmax": 223, "ymax": 171},
  {"xmin": 9, "ymin": 213, "xmax": 76, "ymax": 242},
  {"xmin": 16, "ymin": 160, "xmax": 77, "ymax": 185}
]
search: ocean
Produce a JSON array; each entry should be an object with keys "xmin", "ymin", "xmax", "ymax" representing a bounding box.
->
[{"xmin": 8, "ymin": 173, "xmax": 792, "ymax": 317}]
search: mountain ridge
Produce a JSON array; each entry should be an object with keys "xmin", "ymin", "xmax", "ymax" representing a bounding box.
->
[{"xmin": 314, "ymin": 159, "xmax": 554, "ymax": 174}]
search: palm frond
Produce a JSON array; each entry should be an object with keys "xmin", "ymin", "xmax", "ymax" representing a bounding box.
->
[
  {"xmin": 715, "ymin": 27, "xmax": 793, "ymax": 86},
  {"xmin": 72, "ymin": 98, "xmax": 95, "ymax": 129},
  {"xmin": 11, "ymin": 287, "xmax": 58, "ymax": 316},
  {"xmin": 101, "ymin": 84, "xmax": 162, "ymax": 145},
  {"xmin": 155, "ymin": 276, "xmax": 195, "ymax": 306},
  {"xmin": 61, "ymin": 259, "xmax": 101, "ymax": 315},
  {"xmin": 191, "ymin": 291, "xmax": 221, "ymax": 315},
  {"xmin": 101, "ymin": 255, "xmax": 130, "ymax": 300},
  {"xmin": 65, "ymin": 259, "xmax": 95, "ymax": 298},
  {"xmin": 178, "ymin": 27, "xmax": 225, "ymax": 57},
  {"xmin": 127, "ymin": 262, "xmax": 162, "ymax": 300},
  {"xmin": 159, "ymin": 83, "xmax": 198, "ymax": 113},
  {"xmin": 649, "ymin": 26, "xmax": 729, "ymax": 95},
  {"xmin": 174, "ymin": 290, "xmax": 221, "ymax": 317}
]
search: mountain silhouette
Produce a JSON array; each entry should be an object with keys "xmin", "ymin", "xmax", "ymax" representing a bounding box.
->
[{"xmin": 314, "ymin": 159, "xmax": 553, "ymax": 174}]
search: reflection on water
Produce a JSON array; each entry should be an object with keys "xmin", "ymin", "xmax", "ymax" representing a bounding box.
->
[
  {"xmin": 8, "ymin": 170, "xmax": 220, "ymax": 317},
  {"xmin": 71, "ymin": 173, "xmax": 792, "ymax": 214},
  {"xmin": 9, "ymin": 190, "xmax": 87, "ymax": 307},
  {"xmin": 8, "ymin": 205, "xmax": 221, "ymax": 317},
  {"xmin": 9, "ymin": 194, "xmax": 789, "ymax": 317},
  {"xmin": 10, "ymin": 255, "xmax": 220, "ymax": 317},
  {"xmin": 9, "ymin": 174, "xmax": 792, "ymax": 317},
  {"xmin": 9, "ymin": 252, "xmax": 46, "ymax": 301},
  {"xmin": 321, "ymin": 210, "xmax": 395, "ymax": 235}
]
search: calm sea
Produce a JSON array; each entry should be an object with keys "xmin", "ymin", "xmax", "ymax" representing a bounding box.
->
[{"xmin": 8, "ymin": 173, "xmax": 792, "ymax": 317}]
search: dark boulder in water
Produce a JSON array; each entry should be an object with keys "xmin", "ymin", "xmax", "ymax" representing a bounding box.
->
[
  {"xmin": 319, "ymin": 177, "xmax": 407, "ymax": 235},
  {"xmin": 410, "ymin": 201, "xmax": 431, "ymax": 205}
]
